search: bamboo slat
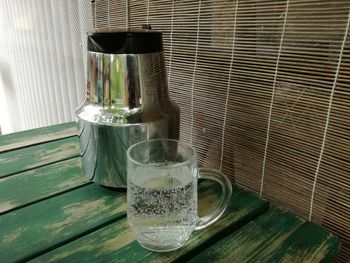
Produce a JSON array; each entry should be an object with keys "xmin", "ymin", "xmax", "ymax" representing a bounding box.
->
[{"xmin": 91, "ymin": 1, "xmax": 350, "ymax": 261}]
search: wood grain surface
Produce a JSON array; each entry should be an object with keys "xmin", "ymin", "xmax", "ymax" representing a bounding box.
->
[
  {"xmin": 0, "ymin": 137, "xmax": 80, "ymax": 178},
  {"xmin": 0, "ymin": 122, "xmax": 342, "ymax": 263},
  {"xmin": 31, "ymin": 182, "xmax": 268, "ymax": 263},
  {"xmin": 0, "ymin": 184, "xmax": 127, "ymax": 262},
  {"xmin": 0, "ymin": 157, "xmax": 89, "ymax": 214},
  {"xmin": 189, "ymin": 208, "xmax": 341, "ymax": 263},
  {"xmin": 0, "ymin": 122, "xmax": 77, "ymax": 153}
]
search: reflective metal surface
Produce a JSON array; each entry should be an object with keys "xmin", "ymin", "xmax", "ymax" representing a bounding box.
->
[{"xmin": 76, "ymin": 51, "xmax": 180, "ymax": 188}]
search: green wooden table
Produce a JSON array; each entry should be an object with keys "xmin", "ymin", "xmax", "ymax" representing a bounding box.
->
[{"xmin": 0, "ymin": 123, "xmax": 341, "ymax": 262}]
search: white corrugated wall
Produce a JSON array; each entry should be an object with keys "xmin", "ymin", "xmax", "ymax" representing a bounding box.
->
[{"xmin": 0, "ymin": 0, "xmax": 92, "ymax": 134}]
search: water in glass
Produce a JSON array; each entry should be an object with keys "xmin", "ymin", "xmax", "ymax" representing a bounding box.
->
[{"xmin": 127, "ymin": 163, "xmax": 197, "ymax": 252}]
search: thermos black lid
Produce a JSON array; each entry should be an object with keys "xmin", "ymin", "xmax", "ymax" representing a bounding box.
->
[{"xmin": 87, "ymin": 30, "xmax": 163, "ymax": 54}]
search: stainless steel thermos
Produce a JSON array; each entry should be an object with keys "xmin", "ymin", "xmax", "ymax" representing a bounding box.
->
[{"xmin": 76, "ymin": 30, "xmax": 180, "ymax": 188}]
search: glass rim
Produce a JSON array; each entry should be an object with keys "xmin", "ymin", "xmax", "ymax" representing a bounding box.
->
[{"xmin": 126, "ymin": 138, "xmax": 197, "ymax": 168}]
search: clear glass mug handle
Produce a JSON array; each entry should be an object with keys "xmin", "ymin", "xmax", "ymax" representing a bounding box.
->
[{"xmin": 195, "ymin": 168, "xmax": 233, "ymax": 230}]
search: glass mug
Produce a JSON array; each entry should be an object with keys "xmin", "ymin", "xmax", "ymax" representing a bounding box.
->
[{"xmin": 127, "ymin": 139, "xmax": 232, "ymax": 252}]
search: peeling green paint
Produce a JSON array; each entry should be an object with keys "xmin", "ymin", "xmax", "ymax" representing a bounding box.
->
[
  {"xmin": 0, "ymin": 184, "xmax": 126, "ymax": 262},
  {"xmin": 31, "ymin": 183, "xmax": 268, "ymax": 263},
  {"xmin": 0, "ymin": 137, "xmax": 80, "ymax": 177},
  {"xmin": 189, "ymin": 209, "xmax": 341, "ymax": 263},
  {"xmin": 0, "ymin": 122, "xmax": 77, "ymax": 152},
  {"xmin": 0, "ymin": 158, "xmax": 88, "ymax": 213}
]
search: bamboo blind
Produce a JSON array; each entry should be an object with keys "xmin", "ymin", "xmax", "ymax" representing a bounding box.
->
[{"xmin": 92, "ymin": 0, "xmax": 350, "ymax": 261}]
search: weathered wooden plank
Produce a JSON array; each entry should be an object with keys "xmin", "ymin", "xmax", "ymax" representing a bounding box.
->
[
  {"xmin": 188, "ymin": 208, "xmax": 341, "ymax": 263},
  {"xmin": 0, "ymin": 184, "xmax": 127, "ymax": 263},
  {"xmin": 265, "ymin": 222, "xmax": 341, "ymax": 263},
  {"xmin": 0, "ymin": 157, "xmax": 89, "ymax": 213},
  {"xmin": 31, "ymin": 182, "xmax": 269, "ymax": 262},
  {"xmin": 0, "ymin": 122, "xmax": 77, "ymax": 153},
  {"xmin": 0, "ymin": 137, "xmax": 80, "ymax": 178}
]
